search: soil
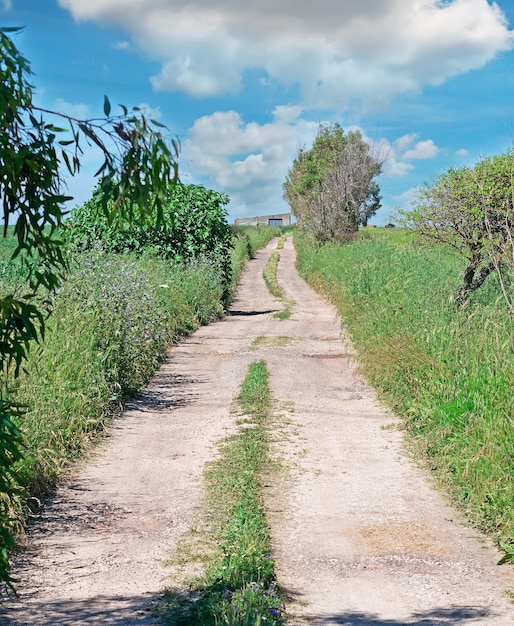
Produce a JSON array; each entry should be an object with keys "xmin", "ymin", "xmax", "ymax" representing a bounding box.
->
[{"xmin": 1, "ymin": 236, "xmax": 513, "ymax": 625}]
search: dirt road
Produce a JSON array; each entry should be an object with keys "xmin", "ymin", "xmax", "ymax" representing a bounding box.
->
[{"xmin": 1, "ymin": 237, "xmax": 513, "ymax": 625}]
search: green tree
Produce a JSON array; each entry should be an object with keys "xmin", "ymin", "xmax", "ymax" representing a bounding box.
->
[
  {"xmin": 283, "ymin": 123, "xmax": 382, "ymax": 241},
  {"xmin": 408, "ymin": 152, "xmax": 514, "ymax": 305},
  {"xmin": 0, "ymin": 27, "xmax": 178, "ymax": 589}
]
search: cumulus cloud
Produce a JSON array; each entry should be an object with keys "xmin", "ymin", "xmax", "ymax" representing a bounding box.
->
[
  {"xmin": 374, "ymin": 133, "xmax": 441, "ymax": 178},
  {"xmin": 182, "ymin": 109, "xmax": 319, "ymax": 217},
  {"xmin": 393, "ymin": 187, "xmax": 419, "ymax": 207},
  {"xmin": 136, "ymin": 102, "xmax": 162, "ymax": 119},
  {"xmin": 182, "ymin": 112, "xmax": 442, "ymax": 217},
  {"xmin": 394, "ymin": 134, "xmax": 419, "ymax": 153},
  {"xmin": 456, "ymin": 147, "xmax": 470, "ymax": 156},
  {"xmin": 58, "ymin": 0, "xmax": 513, "ymax": 110},
  {"xmin": 1, "ymin": 0, "xmax": 11, "ymax": 11},
  {"xmin": 374, "ymin": 136, "xmax": 412, "ymax": 178},
  {"xmin": 402, "ymin": 139, "xmax": 441, "ymax": 160}
]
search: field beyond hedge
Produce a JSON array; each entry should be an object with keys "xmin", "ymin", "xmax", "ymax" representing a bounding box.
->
[{"xmin": 295, "ymin": 228, "xmax": 514, "ymax": 550}]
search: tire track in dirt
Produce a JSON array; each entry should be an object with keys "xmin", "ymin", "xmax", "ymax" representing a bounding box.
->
[
  {"xmin": 261, "ymin": 237, "xmax": 514, "ymax": 625},
  {"xmin": 1, "ymin": 236, "xmax": 513, "ymax": 625}
]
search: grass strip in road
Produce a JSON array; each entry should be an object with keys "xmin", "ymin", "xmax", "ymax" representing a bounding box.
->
[
  {"xmin": 163, "ymin": 361, "xmax": 284, "ymax": 626},
  {"xmin": 262, "ymin": 245, "xmax": 293, "ymax": 320},
  {"xmin": 263, "ymin": 251, "xmax": 284, "ymax": 299}
]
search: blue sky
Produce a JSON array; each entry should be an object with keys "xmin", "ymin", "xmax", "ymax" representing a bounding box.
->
[{"xmin": 3, "ymin": 0, "xmax": 514, "ymax": 224}]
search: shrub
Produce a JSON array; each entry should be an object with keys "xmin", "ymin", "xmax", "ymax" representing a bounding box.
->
[{"xmin": 65, "ymin": 183, "xmax": 234, "ymax": 304}]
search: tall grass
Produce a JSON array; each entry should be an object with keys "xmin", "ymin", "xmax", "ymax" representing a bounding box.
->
[
  {"xmin": 263, "ymin": 252, "xmax": 284, "ymax": 299},
  {"xmin": 13, "ymin": 248, "xmax": 226, "ymax": 508},
  {"xmin": 262, "ymin": 240, "xmax": 293, "ymax": 320},
  {"xmin": 295, "ymin": 229, "xmax": 514, "ymax": 546}
]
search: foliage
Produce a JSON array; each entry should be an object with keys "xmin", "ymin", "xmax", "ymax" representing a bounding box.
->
[
  {"xmin": 64, "ymin": 184, "xmax": 233, "ymax": 302},
  {"xmin": 283, "ymin": 123, "xmax": 382, "ymax": 241},
  {"xmin": 0, "ymin": 27, "xmax": 177, "ymax": 589},
  {"xmin": 406, "ymin": 152, "xmax": 514, "ymax": 305},
  {"xmin": 163, "ymin": 361, "xmax": 284, "ymax": 626},
  {"xmin": 294, "ymin": 228, "xmax": 514, "ymax": 557},
  {"xmin": 0, "ymin": 224, "xmax": 273, "ymax": 594},
  {"xmin": 232, "ymin": 225, "xmax": 282, "ymax": 258}
]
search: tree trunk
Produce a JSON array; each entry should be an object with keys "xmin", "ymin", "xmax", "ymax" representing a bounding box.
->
[{"xmin": 455, "ymin": 259, "xmax": 494, "ymax": 306}]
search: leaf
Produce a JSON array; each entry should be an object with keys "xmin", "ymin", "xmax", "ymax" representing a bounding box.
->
[
  {"xmin": 93, "ymin": 159, "xmax": 109, "ymax": 177},
  {"xmin": 0, "ymin": 26, "xmax": 24, "ymax": 33},
  {"xmin": 61, "ymin": 150, "xmax": 73, "ymax": 175},
  {"xmin": 103, "ymin": 95, "xmax": 111, "ymax": 117},
  {"xmin": 498, "ymin": 542, "xmax": 514, "ymax": 565}
]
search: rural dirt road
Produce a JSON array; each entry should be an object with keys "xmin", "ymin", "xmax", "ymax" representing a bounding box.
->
[{"xmin": 1, "ymin": 236, "xmax": 514, "ymax": 625}]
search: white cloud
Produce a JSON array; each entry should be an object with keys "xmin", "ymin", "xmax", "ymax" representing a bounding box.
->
[
  {"xmin": 112, "ymin": 40, "xmax": 130, "ymax": 50},
  {"xmin": 58, "ymin": 0, "xmax": 514, "ymax": 110},
  {"xmin": 383, "ymin": 157, "xmax": 414, "ymax": 178},
  {"xmin": 54, "ymin": 98, "xmax": 91, "ymax": 119},
  {"xmin": 402, "ymin": 139, "xmax": 441, "ymax": 160},
  {"xmin": 182, "ymin": 112, "xmax": 445, "ymax": 218},
  {"xmin": 1, "ymin": 0, "xmax": 11, "ymax": 11},
  {"xmin": 375, "ymin": 134, "xmax": 440, "ymax": 177},
  {"xmin": 456, "ymin": 148, "xmax": 469, "ymax": 156},
  {"xmin": 374, "ymin": 137, "xmax": 413, "ymax": 178},
  {"xmin": 183, "ymin": 109, "xmax": 319, "ymax": 218},
  {"xmin": 394, "ymin": 134, "xmax": 418, "ymax": 152},
  {"xmin": 393, "ymin": 187, "xmax": 419, "ymax": 208},
  {"xmin": 272, "ymin": 105, "xmax": 303, "ymax": 125}
]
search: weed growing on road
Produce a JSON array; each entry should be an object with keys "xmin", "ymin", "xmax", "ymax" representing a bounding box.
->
[
  {"xmin": 263, "ymin": 252, "xmax": 284, "ymax": 299},
  {"xmin": 230, "ymin": 226, "xmax": 282, "ymax": 296},
  {"xmin": 262, "ymin": 248, "xmax": 294, "ymax": 320},
  {"xmin": 250, "ymin": 336, "xmax": 293, "ymax": 350},
  {"xmin": 0, "ymin": 224, "xmax": 280, "ymax": 586},
  {"xmin": 9, "ymin": 247, "xmax": 227, "ymax": 519},
  {"xmin": 162, "ymin": 361, "xmax": 285, "ymax": 626}
]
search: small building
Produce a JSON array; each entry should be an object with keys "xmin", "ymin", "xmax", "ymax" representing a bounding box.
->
[{"xmin": 234, "ymin": 212, "xmax": 292, "ymax": 227}]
